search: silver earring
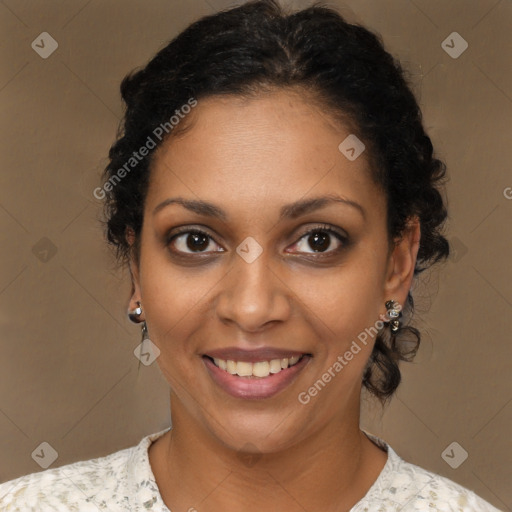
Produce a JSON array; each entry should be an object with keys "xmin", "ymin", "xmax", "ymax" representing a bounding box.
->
[
  {"xmin": 140, "ymin": 321, "xmax": 148, "ymax": 341},
  {"xmin": 385, "ymin": 299, "xmax": 402, "ymax": 333},
  {"xmin": 128, "ymin": 301, "xmax": 143, "ymax": 323}
]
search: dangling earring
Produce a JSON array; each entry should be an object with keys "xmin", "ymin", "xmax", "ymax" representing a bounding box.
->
[
  {"xmin": 128, "ymin": 300, "xmax": 147, "ymax": 344},
  {"xmin": 128, "ymin": 301, "xmax": 143, "ymax": 323},
  {"xmin": 384, "ymin": 299, "xmax": 402, "ymax": 333},
  {"xmin": 140, "ymin": 320, "xmax": 148, "ymax": 343},
  {"xmin": 128, "ymin": 301, "xmax": 155, "ymax": 364}
]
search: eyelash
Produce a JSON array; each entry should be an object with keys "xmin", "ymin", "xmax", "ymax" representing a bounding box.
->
[{"xmin": 165, "ymin": 224, "xmax": 348, "ymax": 259}]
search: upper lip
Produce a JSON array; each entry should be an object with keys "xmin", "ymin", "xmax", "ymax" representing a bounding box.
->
[{"xmin": 203, "ymin": 347, "xmax": 310, "ymax": 362}]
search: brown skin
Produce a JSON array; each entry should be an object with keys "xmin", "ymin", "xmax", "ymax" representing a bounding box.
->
[{"xmin": 128, "ymin": 89, "xmax": 420, "ymax": 512}]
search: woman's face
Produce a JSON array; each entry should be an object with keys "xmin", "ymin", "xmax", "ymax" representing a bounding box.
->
[{"xmin": 131, "ymin": 89, "xmax": 418, "ymax": 452}]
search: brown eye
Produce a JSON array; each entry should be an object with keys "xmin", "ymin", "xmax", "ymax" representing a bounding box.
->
[
  {"xmin": 290, "ymin": 225, "xmax": 347, "ymax": 256},
  {"xmin": 166, "ymin": 224, "xmax": 347, "ymax": 258},
  {"xmin": 168, "ymin": 229, "xmax": 224, "ymax": 254},
  {"xmin": 306, "ymin": 231, "xmax": 331, "ymax": 252}
]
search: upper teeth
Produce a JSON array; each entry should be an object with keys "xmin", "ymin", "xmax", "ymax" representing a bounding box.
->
[{"xmin": 212, "ymin": 356, "xmax": 302, "ymax": 378}]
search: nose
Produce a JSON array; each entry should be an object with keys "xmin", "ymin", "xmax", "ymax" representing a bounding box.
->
[{"xmin": 214, "ymin": 248, "xmax": 292, "ymax": 333}]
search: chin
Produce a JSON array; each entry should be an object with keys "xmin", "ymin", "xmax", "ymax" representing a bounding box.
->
[{"xmin": 204, "ymin": 408, "xmax": 309, "ymax": 455}]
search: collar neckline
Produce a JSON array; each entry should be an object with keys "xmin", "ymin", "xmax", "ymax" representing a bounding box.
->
[{"xmin": 132, "ymin": 427, "xmax": 397, "ymax": 511}]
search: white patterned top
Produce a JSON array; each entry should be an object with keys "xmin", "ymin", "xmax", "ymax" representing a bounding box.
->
[{"xmin": 0, "ymin": 427, "xmax": 501, "ymax": 511}]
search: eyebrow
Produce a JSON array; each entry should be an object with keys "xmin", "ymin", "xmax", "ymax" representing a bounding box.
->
[{"xmin": 152, "ymin": 194, "xmax": 366, "ymax": 221}]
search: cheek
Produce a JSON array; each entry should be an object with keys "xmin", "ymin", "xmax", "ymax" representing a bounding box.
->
[
  {"xmin": 138, "ymin": 245, "xmax": 218, "ymax": 370},
  {"xmin": 143, "ymin": 271, "xmax": 212, "ymax": 344},
  {"xmin": 296, "ymin": 254, "xmax": 384, "ymax": 341}
]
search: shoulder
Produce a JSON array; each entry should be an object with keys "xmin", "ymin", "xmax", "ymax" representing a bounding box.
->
[
  {"xmin": 381, "ymin": 453, "xmax": 501, "ymax": 511},
  {"xmin": 0, "ymin": 428, "xmax": 170, "ymax": 511},
  {"xmin": 0, "ymin": 445, "xmax": 133, "ymax": 511},
  {"xmin": 355, "ymin": 433, "xmax": 502, "ymax": 512}
]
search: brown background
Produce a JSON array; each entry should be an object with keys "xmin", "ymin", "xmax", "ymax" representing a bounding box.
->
[{"xmin": 0, "ymin": 0, "xmax": 510, "ymax": 510}]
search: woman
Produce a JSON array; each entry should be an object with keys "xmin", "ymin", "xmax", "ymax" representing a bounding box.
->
[{"xmin": 0, "ymin": 1, "xmax": 501, "ymax": 510}]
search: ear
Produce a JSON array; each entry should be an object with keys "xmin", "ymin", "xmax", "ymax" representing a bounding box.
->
[
  {"xmin": 382, "ymin": 216, "xmax": 421, "ymax": 308},
  {"xmin": 126, "ymin": 227, "xmax": 144, "ymax": 321}
]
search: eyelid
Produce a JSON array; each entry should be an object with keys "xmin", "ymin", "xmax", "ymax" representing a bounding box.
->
[
  {"xmin": 295, "ymin": 223, "xmax": 347, "ymax": 241},
  {"xmin": 166, "ymin": 226, "xmax": 219, "ymax": 240}
]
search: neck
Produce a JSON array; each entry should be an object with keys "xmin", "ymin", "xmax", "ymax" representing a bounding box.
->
[{"xmin": 149, "ymin": 395, "xmax": 387, "ymax": 512}]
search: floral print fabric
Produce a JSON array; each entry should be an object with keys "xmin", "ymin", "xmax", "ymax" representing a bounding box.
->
[{"xmin": 0, "ymin": 428, "xmax": 501, "ymax": 511}]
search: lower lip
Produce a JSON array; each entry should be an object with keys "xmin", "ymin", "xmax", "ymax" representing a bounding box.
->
[{"xmin": 203, "ymin": 355, "xmax": 311, "ymax": 400}]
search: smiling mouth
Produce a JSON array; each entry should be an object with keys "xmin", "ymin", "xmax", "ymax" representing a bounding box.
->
[{"xmin": 203, "ymin": 354, "xmax": 310, "ymax": 378}]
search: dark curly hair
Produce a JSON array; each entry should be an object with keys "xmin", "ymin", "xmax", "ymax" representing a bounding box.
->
[{"xmin": 100, "ymin": 0, "xmax": 450, "ymax": 402}]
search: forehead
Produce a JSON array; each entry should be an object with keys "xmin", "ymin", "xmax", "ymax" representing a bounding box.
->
[{"xmin": 146, "ymin": 90, "xmax": 383, "ymax": 220}]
